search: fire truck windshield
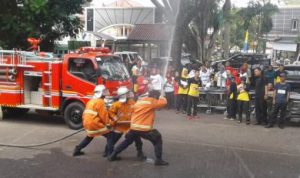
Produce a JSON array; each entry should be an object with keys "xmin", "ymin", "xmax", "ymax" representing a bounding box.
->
[{"xmin": 97, "ymin": 56, "xmax": 130, "ymax": 81}]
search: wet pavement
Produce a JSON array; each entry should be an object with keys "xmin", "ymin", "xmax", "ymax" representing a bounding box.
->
[{"xmin": 0, "ymin": 110, "xmax": 300, "ymax": 178}]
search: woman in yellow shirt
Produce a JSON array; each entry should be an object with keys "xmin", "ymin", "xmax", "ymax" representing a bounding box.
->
[
  {"xmin": 237, "ymin": 77, "xmax": 251, "ymax": 124},
  {"xmin": 176, "ymin": 68, "xmax": 189, "ymax": 114}
]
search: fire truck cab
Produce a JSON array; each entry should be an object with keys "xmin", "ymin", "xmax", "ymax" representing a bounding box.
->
[{"xmin": 0, "ymin": 47, "xmax": 131, "ymax": 129}]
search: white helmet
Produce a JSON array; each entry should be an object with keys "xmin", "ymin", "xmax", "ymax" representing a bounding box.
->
[
  {"xmin": 93, "ymin": 85, "xmax": 107, "ymax": 99},
  {"xmin": 117, "ymin": 87, "xmax": 129, "ymax": 103}
]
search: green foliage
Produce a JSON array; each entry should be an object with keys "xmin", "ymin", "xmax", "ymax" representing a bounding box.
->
[
  {"xmin": 0, "ymin": 0, "xmax": 84, "ymax": 51},
  {"xmin": 229, "ymin": 0, "xmax": 278, "ymax": 52}
]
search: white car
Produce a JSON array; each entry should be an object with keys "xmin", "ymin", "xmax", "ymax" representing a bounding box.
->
[{"xmin": 114, "ymin": 51, "xmax": 147, "ymax": 65}]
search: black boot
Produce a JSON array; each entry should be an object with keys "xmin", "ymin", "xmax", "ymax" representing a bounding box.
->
[
  {"xmin": 73, "ymin": 146, "xmax": 84, "ymax": 157},
  {"xmin": 265, "ymin": 124, "xmax": 273, "ymax": 128},
  {"xmin": 107, "ymin": 152, "xmax": 122, "ymax": 161},
  {"xmin": 155, "ymin": 159, "xmax": 169, "ymax": 166},
  {"xmin": 102, "ymin": 151, "xmax": 108, "ymax": 157},
  {"xmin": 137, "ymin": 150, "xmax": 147, "ymax": 161}
]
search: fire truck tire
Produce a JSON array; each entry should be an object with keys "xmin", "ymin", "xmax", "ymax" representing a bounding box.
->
[{"xmin": 64, "ymin": 102, "xmax": 84, "ymax": 130}]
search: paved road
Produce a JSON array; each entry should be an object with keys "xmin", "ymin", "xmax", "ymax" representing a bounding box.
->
[{"xmin": 0, "ymin": 110, "xmax": 300, "ymax": 178}]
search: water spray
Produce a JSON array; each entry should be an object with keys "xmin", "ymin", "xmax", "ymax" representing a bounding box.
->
[{"xmin": 160, "ymin": 4, "xmax": 180, "ymax": 96}]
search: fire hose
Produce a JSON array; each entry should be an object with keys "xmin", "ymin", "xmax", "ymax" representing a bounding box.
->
[{"xmin": 0, "ymin": 128, "xmax": 84, "ymax": 148}]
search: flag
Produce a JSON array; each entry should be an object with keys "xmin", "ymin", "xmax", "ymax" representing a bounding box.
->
[{"xmin": 243, "ymin": 30, "xmax": 249, "ymax": 53}]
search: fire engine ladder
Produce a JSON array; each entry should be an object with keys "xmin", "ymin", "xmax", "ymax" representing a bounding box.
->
[
  {"xmin": 44, "ymin": 63, "xmax": 52, "ymax": 106},
  {"xmin": 0, "ymin": 50, "xmax": 29, "ymax": 66}
]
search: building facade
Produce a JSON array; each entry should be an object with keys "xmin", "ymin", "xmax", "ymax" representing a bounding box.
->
[{"xmin": 268, "ymin": 6, "xmax": 300, "ymax": 61}]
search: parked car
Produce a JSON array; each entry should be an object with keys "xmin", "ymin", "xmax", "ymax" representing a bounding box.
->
[
  {"xmin": 114, "ymin": 51, "xmax": 147, "ymax": 65},
  {"xmin": 285, "ymin": 65, "xmax": 300, "ymax": 121},
  {"xmin": 285, "ymin": 65, "xmax": 300, "ymax": 92},
  {"xmin": 214, "ymin": 53, "xmax": 271, "ymax": 70}
]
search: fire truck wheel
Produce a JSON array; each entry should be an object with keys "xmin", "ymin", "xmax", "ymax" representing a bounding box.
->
[{"xmin": 64, "ymin": 102, "xmax": 84, "ymax": 130}]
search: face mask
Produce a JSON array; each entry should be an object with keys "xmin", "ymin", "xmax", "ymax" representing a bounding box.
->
[{"xmin": 119, "ymin": 95, "xmax": 127, "ymax": 103}]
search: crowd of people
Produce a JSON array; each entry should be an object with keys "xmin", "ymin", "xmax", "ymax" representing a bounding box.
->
[{"xmin": 130, "ymin": 58, "xmax": 291, "ymax": 129}]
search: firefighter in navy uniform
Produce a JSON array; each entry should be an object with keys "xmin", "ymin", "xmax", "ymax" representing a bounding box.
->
[
  {"xmin": 108, "ymin": 90, "xmax": 168, "ymax": 166},
  {"xmin": 105, "ymin": 87, "xmax": 146, "ymax": 160},
  {"xmin": 266, "ymin": 73, "xmax": 291, "ymax": 129},
  {"xmin": 73, "ymin": 85, "xmax": 118, "ymax": 157}
]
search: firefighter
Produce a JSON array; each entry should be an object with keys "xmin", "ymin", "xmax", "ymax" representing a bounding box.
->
[
  {"xmin": 73, "ymin": 85, "xmax": 118, "ymax": 157},
  {"xmin": 108, "ymin": 90, "xmax": 169, "ymax": 166},
  {"xmin": 105, "ymin": 87, "xmax": 146, "ymax": 160}
]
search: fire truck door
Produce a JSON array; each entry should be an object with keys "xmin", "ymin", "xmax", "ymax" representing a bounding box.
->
[{"xmin": 63, "ymin": 58, "xmax": 97, "ymax": 98}]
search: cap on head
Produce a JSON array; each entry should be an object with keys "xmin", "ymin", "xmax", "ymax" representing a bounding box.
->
[{"xmin": 93, "ymin": 85, "xmax": 107, "ymax": 99}]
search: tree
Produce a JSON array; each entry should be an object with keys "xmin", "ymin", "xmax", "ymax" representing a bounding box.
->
[
  {"xmin": 238, "ymin": 0, "xmax": 278, "ymax": 53},
  {"xmin": 0, "ymin": 0, "xmax": 84, "ymax": 51}
]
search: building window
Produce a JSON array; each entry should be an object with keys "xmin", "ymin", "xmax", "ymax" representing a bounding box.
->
[
  {"xmin": 291, "ymin": 19, "xmax": 298, "ymax": 31},
  {"xmin": 86, "ymin": 9, "xmax": 94, "ymax": 31}
]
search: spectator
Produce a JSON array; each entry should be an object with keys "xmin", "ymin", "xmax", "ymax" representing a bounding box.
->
[
  {"xmin": 176, "ymin": 68, "xmax": 189, "ymax": 114},
  {"xmin": 124, "ymin": 57, "xmax": 131, "ymax": 74},
  {"xmin": 240, "ymin": 63, "xmax": 250, "ymax": 84},
  {"xmin": 216, "ymin": 65, "xmax": 227, "ymax": 88},
  {"xmin": 150, "ymin": 68, "xmax": 163, "ymax": 98},
  {"xmin": 275, "ymin": 64, "xmax": 287, "ymax": 84},
  {"xmin": 174, "ymin": 71, "xmax": 180, "ymax": 109},
  {"xmin": 164, "ymin": 73, "xmax": 175, "ymax": 109},
  {"xmin": 265, "ymin": 83, "xmax": 275, "ymax": 123},
  {"xmin": 132, "ymin": 59, "xmax": 143, "ymax": 95},
  {"xmin": 200, "ymin": 66, "xmax": 210, "ymax": 87},
  {"xmin": 237, "ymin": 77, "xmax": 250, "ymax": 124},
  {"xmin": 186, "ymin": 70, "xmax": 201, "ymax": 119},
  {"xmin": 264, "ymin": 65, "xmax": 276, "ymax": 84},
  {"xmin": 225, "ymin": 76, "xmax": 237, "ymax": 121},
  {"xmin": 266, "ymin": 73, "xmax": 291, "ymax": 129},
  {"xmin": 254, "ymin": 67, "xmax": 268, "ymax": 125}
]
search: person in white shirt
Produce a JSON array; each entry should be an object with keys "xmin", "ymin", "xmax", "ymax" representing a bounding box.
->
[
  {"xmin": 150, "ymin": 68, "xmax": 163, "ymax": 98},
  {"xmin": 164, "ymin": 73, "xmax": 175, "ymax": 109},
  {"xmin": 200, "ymin": 67, "xmax": 210, "ymax": 86},
  {"xmin": 216, "ymin": 65, "xmax": 227, "ymax": 88}
]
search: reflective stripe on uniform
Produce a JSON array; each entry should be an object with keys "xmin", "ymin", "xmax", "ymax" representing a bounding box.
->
[
  {"xmin": 84, "ymin": 109, "xmax": 98, "ymax": 116},
  {"xmin": 131, "ymin": 123, "xmax": 152, "ymax": 130},
  {"xmin": 134, "ymin": 101, "xmax": 151, "ymax": 106},
  {"xmin": 85, "ymin": 127, "xmax": 109, "ymax": 135}
]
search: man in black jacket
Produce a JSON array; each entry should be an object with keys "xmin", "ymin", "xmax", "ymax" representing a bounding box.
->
[{"xmin": 254, "ymin": 67, "xmax": 268, "ymax": 125}]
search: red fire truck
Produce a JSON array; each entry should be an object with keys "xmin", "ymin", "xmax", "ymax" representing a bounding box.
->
[{"xmin": 0, "ymin": 47, "xmax": 131, "ymax": 129}]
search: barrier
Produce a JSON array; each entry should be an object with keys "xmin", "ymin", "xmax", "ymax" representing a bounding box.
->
[{"xmin": 198, "ymin": 88, "xmax": 256, "ymax": 114}]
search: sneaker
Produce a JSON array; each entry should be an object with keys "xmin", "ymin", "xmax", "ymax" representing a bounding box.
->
[
  {"xmin": 237, "ymin": 120, "xmax": 241, "ymax": 124},
  {"xmin": 224, "ymin": 117, "xmax": 229, "ymax": 120},
  {"xmin": 155, "ymin": 159, "xmax": 169, "ymax": 166},
  {"xmin": 229, "ymin": 118, "xmax": 235, "ymax": 121},
  {"xmin": 187, "ymin": 116, "xmax": 193, "ymax": 120},
  {"xmin": 194, "ymin": 116, "xmax": 200, "ymax": 119},
  {"xmin": 182, "ymin": 111, "xmax": 187, "ymax": 114}
]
